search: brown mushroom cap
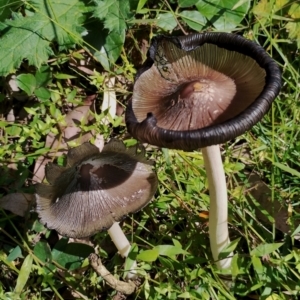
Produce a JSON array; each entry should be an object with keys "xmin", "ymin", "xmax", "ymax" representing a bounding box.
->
[
  {"xmin": 126, "ymin": 33, "xmax": 282, "ymax": 151},
  {"xmin": 35, "ymin": 140, "xmax": 158, "ymax": 238}
]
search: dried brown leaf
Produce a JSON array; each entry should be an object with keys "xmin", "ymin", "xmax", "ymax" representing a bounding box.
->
[{"xmin": 0, "ymin": 193, "xmax": 35, "ymax": 216}]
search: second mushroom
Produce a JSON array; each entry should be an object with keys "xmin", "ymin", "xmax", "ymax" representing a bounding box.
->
[
  {"xmin": 126, "ymin": 33, "xmax": 281, "ymax": 270},
  {"xmin": 36, "ymin": 139, "xmax": 157, "ymax": 276}
]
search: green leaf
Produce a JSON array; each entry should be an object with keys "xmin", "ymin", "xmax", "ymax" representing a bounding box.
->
[
  {"xmin": 34, "ymin": 241, "xmax": 52, "ymax": 263},
  {"xmin": 5, "ymin": 125, "xmax": 22, "ymax": 136},
  {"xmin": 272, "ymin": 161, "xmax": 300, "ymax": 177},
  {"xmin": 158, "ymin": 256, "xmax": 175, "ymax": 270},
  {"xmin": 16, "ymin": 74, "xmax": 36, "ymax": 96},
  {"xmin": 137, "ymin": 248, "xmax": 159, "ymax": 262},
  {"xmin": 251, "ymin": 256, "xmax": 264, "ymax": 276},
  {"xmin": 14, "ymin": 254, "xmax": 33, "ymax": 294},
  {"xmin": 124, "ymin": 243, "xmax": 138, "ymax": 278},
  {"xmin": 219, "ymin": 238, "xmax": 241, "ymax": 260},
  {"xmin": 180, "ymin": 10, "xmax": 206, "ymax": 31},
  {"xmin": 291, "ymin": 224, "xmax": 300, "ymax": 237},
  {"xmin": 54, "ymin": 73, "xmax": 77, "ymax": 79},
  {"xmin": 84, "ymin": 19, "xmax": 125, "ymax": 70},
  {"xmin": 35, "ymin": 65, "xmax": 52, "ymax": 87},
  {"xmin": 93, "ymin": 0, "xmax": 132, "ymax": 34},
  {"xmin": 178, "ymin": 292, "xmax": 193, "ymax": 298},
  {"xmin": 52, "ymin": 239, "xmax": 94, "ymax": 270},
  {"xmin": 104, "ymin": 31, "xmax": 125, "ymax": 64},
  {"xmin": 196, "ymin": 0, "xmax": 250, "ymax": 30},
  {"xmin": 179, "ymin": 0, "xmax": 199, "ymax": 8},
  {"xmin": 157, "ymin": 12, "xmax": 177, "ymax": 31},
  {"xmin": 136, "ymin": 0, "xmax": 147, "ymax": 13},
  {"xmin": 251, "ymin": 243, "xmax": 283, "ymax": 257},
  {"xmin": 7, "ymin": 246, "xmax": 23, "ymax": 262},
  {"xmin": 0, "ymin": 0, "xmax": 22, "ymax": 21},
  {"xmin": 0, "ymin": 0, "xmax": 87, "ymax": 76},
  {"xmin": 154, "ymin": 245, "xmax": 188, "ymax": 258},
  {"xmin": 252, "ymin": 0, "xmax": 289, "ymax": 24},
  {"xmin": 286, "ymin": 3, "xmax": 300, "ymax": 48},
  {"xmin": 35, "ymin": 87, "xmax": 51, "ymax": 101}
]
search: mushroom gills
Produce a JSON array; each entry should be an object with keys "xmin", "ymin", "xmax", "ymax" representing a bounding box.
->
[
  {"xmin": 36, "ymin": 140, "xmax": 158, "ymax": 238},
  {"xmin": 132, "ymin": 41, "xmax": 266, "ymax": 131}
]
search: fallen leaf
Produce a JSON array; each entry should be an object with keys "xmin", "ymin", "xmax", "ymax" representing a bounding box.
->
[
  {"xmin": 0, "ymin": 193, "xmax": 35, "ymax": 216},
  {"xmin": 248, "ymin": 174, "xmax": 300, "ymax": 239}
]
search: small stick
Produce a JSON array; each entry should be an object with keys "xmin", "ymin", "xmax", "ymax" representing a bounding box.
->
[{"xmin": 89, "ymin": 253, "xmax": 136, "ymax": 295}]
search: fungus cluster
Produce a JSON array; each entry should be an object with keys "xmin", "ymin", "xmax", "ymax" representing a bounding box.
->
[
  {"xmin": 126, "ymin": 33, "xmax": 281, "ymax": 269},
  {"xmin": 35, "ymin": 32, "xmax": 281, "ymax": 275}
]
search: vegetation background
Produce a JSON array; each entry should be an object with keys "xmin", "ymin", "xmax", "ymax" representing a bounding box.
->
[{"xmin": 0, "ymin": 0, "xmax": 299, "ymax": 299}]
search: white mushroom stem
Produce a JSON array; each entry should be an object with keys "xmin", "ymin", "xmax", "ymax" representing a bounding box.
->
[
  {"xmin": 107, "ymin": 222, "xmax": 137, "ymax": 279},
  {"xmin": 108, "ymin": 222, "xmax": 132, "ymax": 257},
  {"xmin": 202, "ymin": 145, "xmax": 232, "ymax": 270}
]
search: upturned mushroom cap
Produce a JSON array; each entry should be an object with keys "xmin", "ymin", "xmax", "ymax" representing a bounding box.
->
[
  {"xmin": 35, "ymin": 139, "xmax": 158, "ymax": 238},
  {"xmin": 126, "ymin": 33, "xmax": 282, "ymax": 151}
]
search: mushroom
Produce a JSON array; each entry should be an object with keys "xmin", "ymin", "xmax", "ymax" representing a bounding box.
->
[
  {"xmin": 35, "ymin": 139, "xmax": 158, "ymax": 275},
  {"xmin": 125, "ymin": 33, "xmax": 281, "ymax": 269}
]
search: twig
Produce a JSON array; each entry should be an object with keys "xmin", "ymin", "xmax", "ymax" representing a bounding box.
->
[
  {"xmin": 163, "ymin": 0, "xmax": 188, "ymax": 35},
  {"xmin": 89, "ymin": 254, "xmax": 136, "ymax": 295}
]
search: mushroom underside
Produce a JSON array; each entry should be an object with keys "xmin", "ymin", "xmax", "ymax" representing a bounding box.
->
[
  {"xmin": 36, "ymin": 141, "xmax": 158, "ymax": 238},
  {"xmin": 132, "ymin": 42, "xmax": 266, "ymax": 132}
]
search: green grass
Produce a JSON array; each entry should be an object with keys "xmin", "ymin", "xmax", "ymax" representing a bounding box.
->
[{"xmin": 1, "ymin": 0, "xmax": 300, "ymax": 299}]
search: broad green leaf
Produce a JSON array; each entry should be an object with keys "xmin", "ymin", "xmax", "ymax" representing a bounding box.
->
[
  {"xmin": 7, "ymin": 246, "xmax": 23, "ymax": 262},
  {"xmin": 219, "ymin": 238, "xmax": 241, "ymax": 260},
  {"xmin": 137, "ymin": 248, "xmax": 159, "ymax": 262},
  {"xmin": 16, "ymin": 74, "xmax": 36, "ymax": 96},
  {"xmin": 0, "ymin": 0, "xmax": 22, "ymax": 21},
  {"xmin": 251, "ymin": 243, "xmax": 283, "ymax": 257},
  {"xmin": 35, "ymin": 87, "xmax": 51, "ymax": 101},
  {"xmin": 35, "ymin": 66, "xmax": 52, "ymax": 87},
  {"xmin": 179, "ymin": 0, "xmax": 199, "ymax": 8},
  {"xmin": 196, "ymin": 0, "xmax": 250, "ymax": 30},
  {"xmin": 0, "ymin": 251, "xmax": 20, "ymax": 273},
  {"xmin": 34, "ymin": 241, "xmax": 52, "ymax": 263},
  {"xmin": 136, "ymin": 0, "xmax": 147, "ymax": 13},
  {"xmin": 0, "ymin": 0, "xmax": 87, "ymax": 76},
  {"xmin": 5, "ymin": 125, "xmax": 22, "ymax": 136},
  {"xmin": 251, "ymin": 256, "xmax": 264, "ymax": 276},
  {"xmin": 0, "ymin": 20, "xmax": 52, "ymax": 75},
  {"xmin": 180, "ymin": 10, "xmax": 206, "ymax": 31},
  {"xmin": 157, "ymin": 12, "xmax": 177, "ymax": 31},
  {"xmin": 52, "ymin": 239, "xmax": 94, "ymax": 270},
  {"xmin": 93, "ymin": 0, "xmax": 133, "ymax": 34},
  {"xmin": 104, "ymin": 31, "xmax": 125, "ymax": 63},
  {"xmin": 14, "ymin": 254, "xmax": 33, "ymax": 294},
  {"xmin": 172, "ymin": 238, "xmax": 182, "ymax": 248},
  {"xmin": 84, "ymin": 19, "xmax": 124, "ymax": 70},
  {"xmin": 28, "ymin": 0, "xmax": 87, "ymax": 47},
  {"xmin": 155, "ymin": 245, "xmax": 188, "ymax": 257}
]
